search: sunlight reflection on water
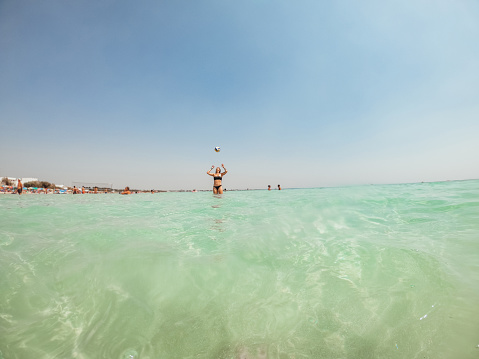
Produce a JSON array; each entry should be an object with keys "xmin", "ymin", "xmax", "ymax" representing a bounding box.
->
[{"xmin": 1, "ymin": 181, "xmax": 479, "ymax": 358}]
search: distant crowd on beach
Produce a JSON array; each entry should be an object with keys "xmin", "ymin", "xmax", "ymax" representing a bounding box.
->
[
  {"xmin": 2, "ymin": 184, "xmax": 282, "ymax": 195},
  {"xmin": 0, "ymin": 182, "xmax": 160, "ymax": 195},
  {"xmin": 2, "ymin": 172, "xmax": 283, "ymax": 195}
]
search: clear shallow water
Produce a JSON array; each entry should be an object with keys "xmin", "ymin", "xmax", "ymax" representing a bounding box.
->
[{"xmin": 1, "ymin": 180, "xmax": 479, "ymax": 359}]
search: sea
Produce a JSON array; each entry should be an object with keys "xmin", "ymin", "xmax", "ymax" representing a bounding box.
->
[{"xmin": 1, "ymin": 180, "xmax": 478, "ymax": 359}]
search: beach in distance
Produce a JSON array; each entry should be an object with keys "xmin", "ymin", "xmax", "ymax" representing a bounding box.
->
[{"xmin": 1, "ymin": 179, "xmax": 479, "ymax": 358}]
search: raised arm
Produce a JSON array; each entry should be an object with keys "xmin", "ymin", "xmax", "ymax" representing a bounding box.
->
[
  {"xmin": 207, "ymin": 165, "xmax": 215, "ymax": 176},
  {"xmin": 221, "ymin": 164, "xmax": 228, "ymax": 176}
]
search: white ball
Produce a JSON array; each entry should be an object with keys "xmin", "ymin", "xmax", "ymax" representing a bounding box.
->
[{"xmin": 214, "ymin": 146, "xmax": 221, "ymax": 152}]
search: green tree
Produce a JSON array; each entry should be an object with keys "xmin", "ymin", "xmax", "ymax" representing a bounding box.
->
[
  {"xmin": 1, "ymin": 177, "xmax": 12, "ymax": 186},
  {"xmin": 40, "ymin": 181, "xmax": 55, "ymax": 189},
  {"xmin": 24, "ymin": 181, "xmax": 40, "ymax": 188},
  {"xmin": 23, "ymin": 180, "xmax": 56, "ymax": 189}
]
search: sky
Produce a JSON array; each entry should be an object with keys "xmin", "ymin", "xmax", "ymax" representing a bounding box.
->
[{"xmin": 1, "ymin": 0, "xmax": 478, "ymax": 190}]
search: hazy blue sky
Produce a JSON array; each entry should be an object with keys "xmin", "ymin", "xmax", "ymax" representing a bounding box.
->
[{"xmin": 1, "ymin": 0, "xmax": 478, "ymax": 190}]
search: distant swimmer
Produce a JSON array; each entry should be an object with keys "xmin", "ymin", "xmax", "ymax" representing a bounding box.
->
[
  {"xmin": 16, "ymin": 179, "xmax": 23, "ymax": 195},
  {"xmin": 207, "ymin": 164, "xmax": 227, "ymax": 194},
  {"xmin": 278, "ymin": 184, "xmax": 281, "ymax": 190},
  {"xmin": 268, "ymin": 185, "xmax": 271, "ymax": 191},
  {"xmin": 121, "ymin": 186, "xmax": 131, "ymax": 195}
]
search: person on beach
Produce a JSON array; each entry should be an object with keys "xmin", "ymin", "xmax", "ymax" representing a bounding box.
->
[
  {"xmin": 16, "ymin": 179, "xmax": 23, "ymax": 195},
  {"xmin": 207, "ymin": 164, "xmax": 227, "ymax": 194},
  {"xmin": 278, "ymin": 184, "xmax": 281, "ymax": 190},
  {"xmin": 121, "ymin": 186, "xmax": 131, "ymax": 195}
]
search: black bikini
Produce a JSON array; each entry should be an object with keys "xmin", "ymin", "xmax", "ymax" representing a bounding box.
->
[{"xmin": 213, "ymin": 175, "xmax": 222, "ymax": 191}]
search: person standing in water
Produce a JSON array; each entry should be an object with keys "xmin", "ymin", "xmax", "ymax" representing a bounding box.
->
[
  {"xmin": 207, "ymin": 164, "xmax": 227, "ymax": 194},
  {"xmin": 16, "ymin": 179, "xmax": 23, "ymax": 195},
  {"xmin": 278, "ymin": 184, "xmax": 281, "ymax": 190}
]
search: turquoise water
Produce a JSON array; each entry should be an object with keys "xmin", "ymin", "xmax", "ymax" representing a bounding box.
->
[{"xmin": 1, "ymin": 180, "xmax": 479, "ymax": 359}]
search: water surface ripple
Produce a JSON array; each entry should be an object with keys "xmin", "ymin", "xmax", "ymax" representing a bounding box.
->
[{"xmin": 1, "ymin": 180, "xmax": 478, "ymax": 358}]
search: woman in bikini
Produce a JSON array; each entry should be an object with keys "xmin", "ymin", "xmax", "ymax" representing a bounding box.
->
[{"xmin": 207, "ymin": 164, "xmax": 227, "ymax": 194}]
